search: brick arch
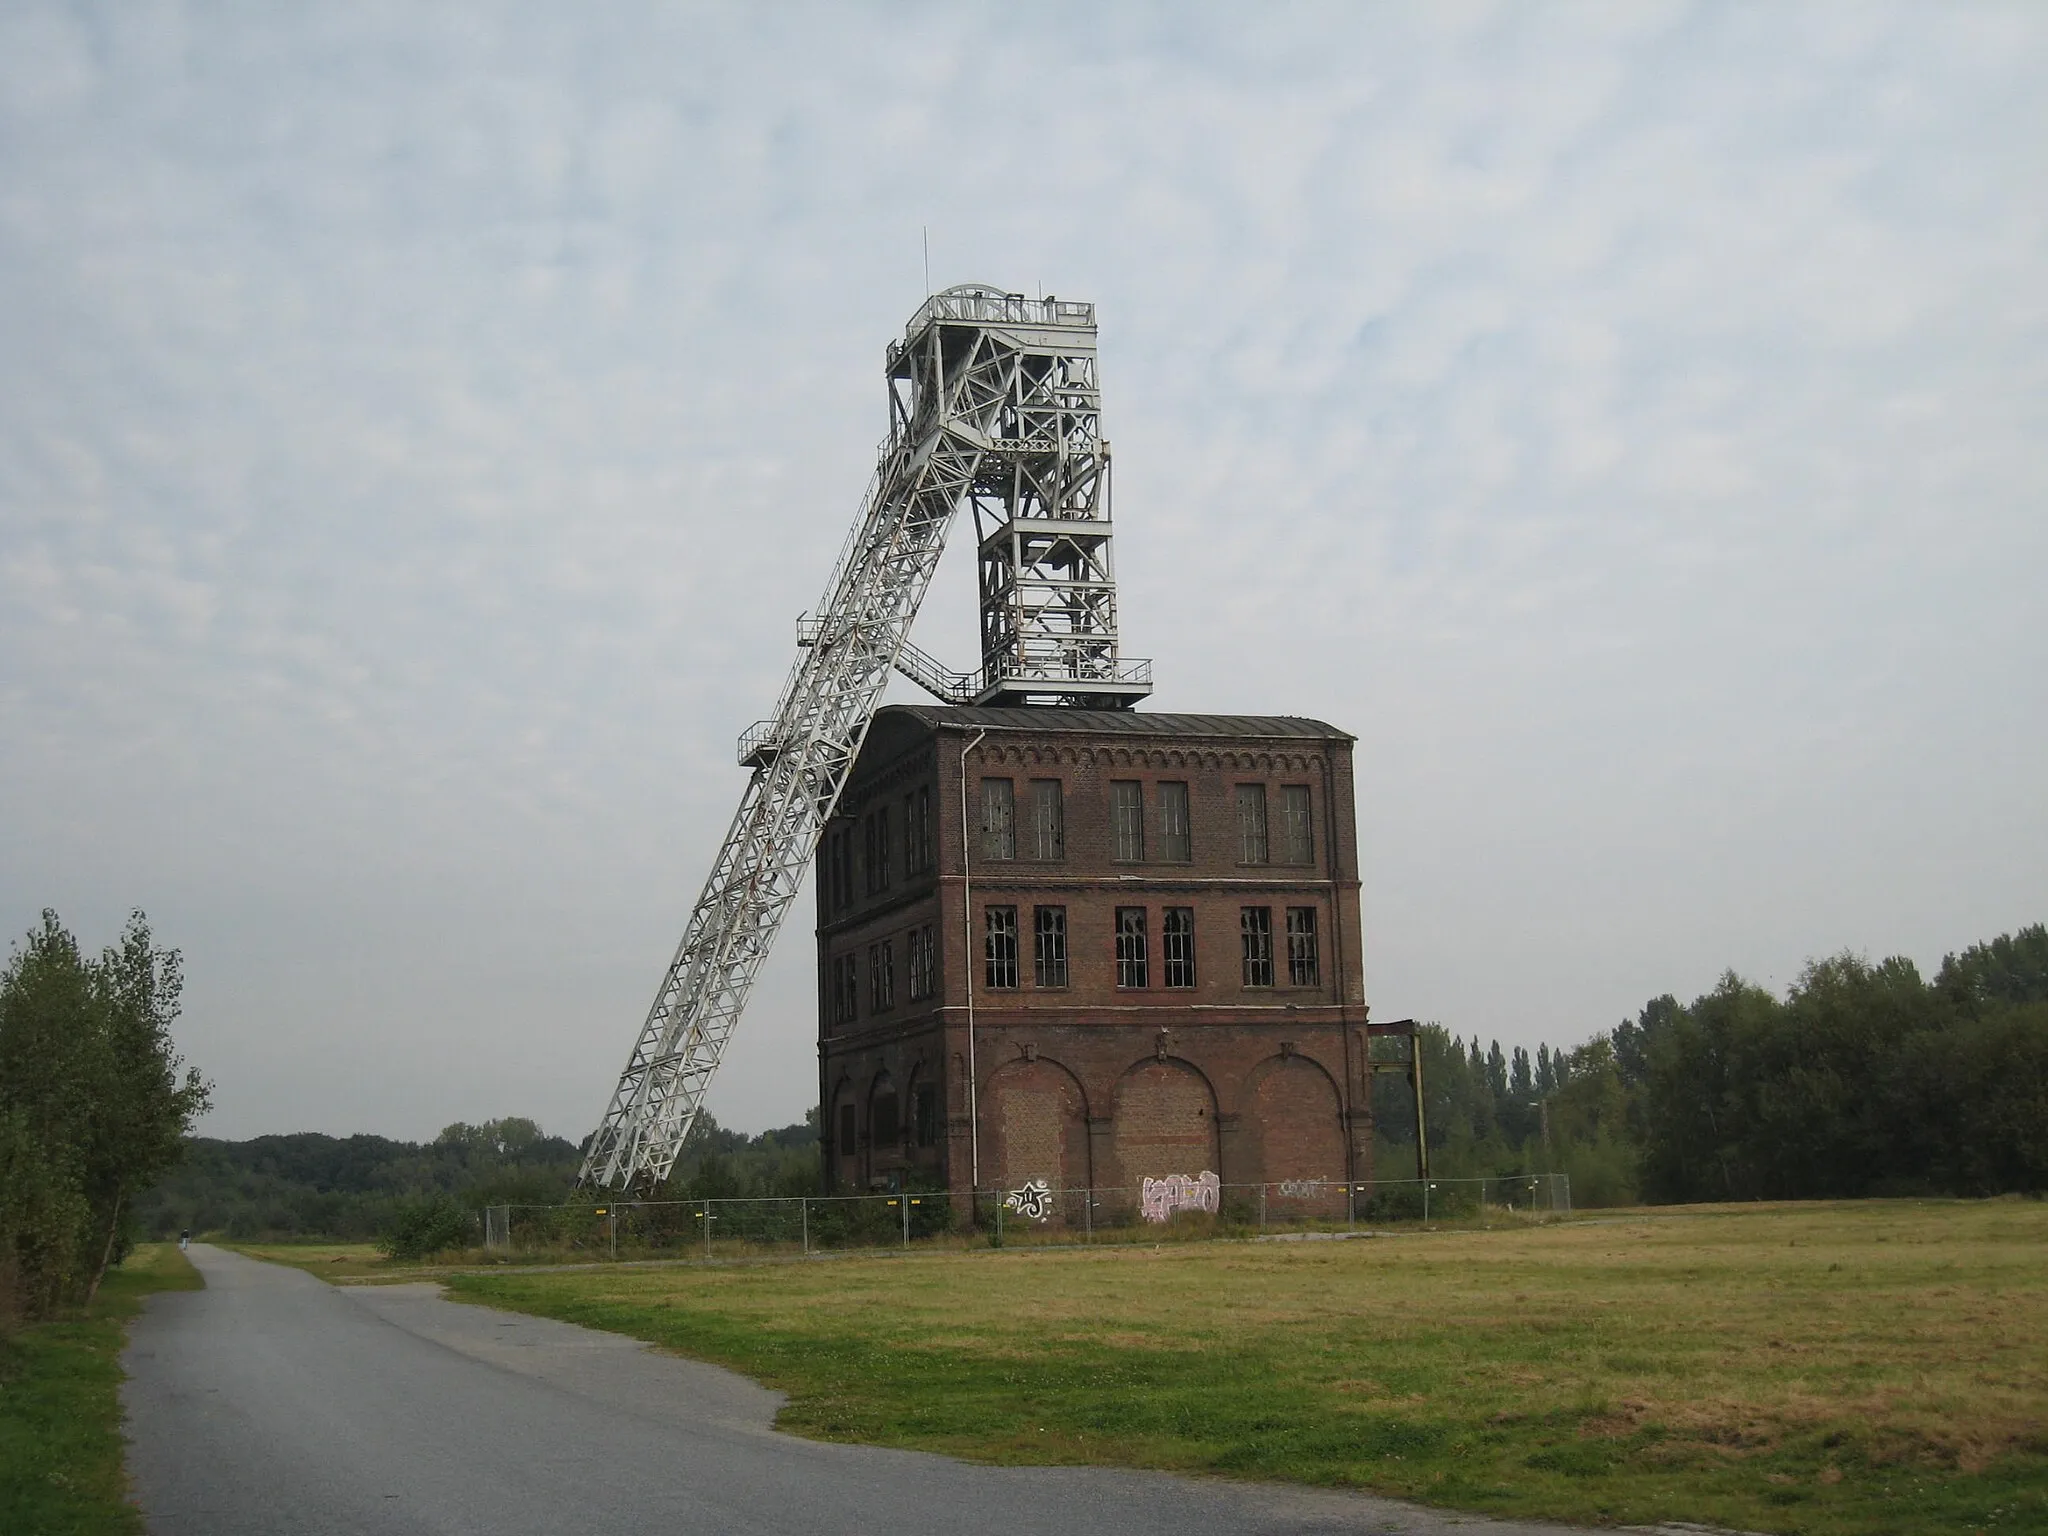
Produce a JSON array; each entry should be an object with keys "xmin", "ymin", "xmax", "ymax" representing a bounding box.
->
[
  {"xmin": 983, "ymin": 1056, "xmax": 1090, "ymax": 1195},
  {"xmin": 1108, "ymin": 1057, "xmax": 1219, "ymax": 1187},
  {"xmin": 1242, "ymin": 1054, "xmax": 1347, "ymax": 1210}
]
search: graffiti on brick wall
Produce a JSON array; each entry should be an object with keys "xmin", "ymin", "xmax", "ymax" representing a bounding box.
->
[
  {"xmin": 1140, "ymin": 1170, "xmax": 1220, "ymax": 1223},
  {"xmin": 1003, "ymin": 1178, "xmax": 1053, "ymax": 1221},
  {"xmin": 1277, "ymin": 1178, "xmax": 1332, "ymax": 1200}
]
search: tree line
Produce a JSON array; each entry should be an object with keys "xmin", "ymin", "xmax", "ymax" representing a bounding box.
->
[
  {"xmin": 0, "ymin": 912, "xmax": 210, "ymax": 1324},
  {"xmin": 15, "ymin": 912, "xmax": 2040, "ymax": 1278},
  {"xmin": 135, "ymin": 1109, "xmax": 820, "ymax": 1241},
  {"xmin": 1374, "ymin": 922, "xmax": 2048, "ymax": 1204}
]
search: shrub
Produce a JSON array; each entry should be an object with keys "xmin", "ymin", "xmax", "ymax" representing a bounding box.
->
[{"xmin": 377, "ymin": 1195, "xmax": 474, "ymax": 1260}]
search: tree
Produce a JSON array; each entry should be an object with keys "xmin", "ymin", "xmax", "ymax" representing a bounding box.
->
[
  {"xmin": 1937, "ymin": 924, "xmax": 2048, "ymax": 1013},
  {"xmin": 0, "ymin": 911, "xmax": 209, "ymax": 1318},
  {"xmin": 79, "ymin": 914, "xmax": 211, "ymax": 1297}
]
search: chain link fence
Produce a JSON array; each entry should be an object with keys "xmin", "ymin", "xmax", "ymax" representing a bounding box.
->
[{"xmin": 478, "ymin": 1173, "xmax": 1569, "ymax": 1261}]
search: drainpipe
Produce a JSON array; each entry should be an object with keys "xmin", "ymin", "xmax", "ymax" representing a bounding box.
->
[{"xmin": 959, "ymin": 727, "xmax": 990, "ymax": 1197}]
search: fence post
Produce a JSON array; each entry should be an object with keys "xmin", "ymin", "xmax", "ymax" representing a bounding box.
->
[
  {"xmin": 609, "ymin": 1208, "xmax": 617, "ymax": 1261},
  {"xmin": 901, "ymin": 1193, "xmax": 910, "ymax": 1248},
  {"xmin": 1084, "ymin": 1188, "xmax": 1092, "ymax": 1243},
  {"xmin": 1259, "ymin": 1183, "xmax": 1267, "ymax": 1229},
  {"xmin": 703, "ymin": 1200, "xmax": 712, "ymax": 1261},
  {"xmin": 1423, "ymin": 1179, "xmax": 1430, "ymax": 1224},
  {"xmin": 800, "ymin": 1197, "xmax": 809, "ymax": 1256}
]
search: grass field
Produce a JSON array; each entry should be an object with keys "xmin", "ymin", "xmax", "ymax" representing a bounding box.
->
[
  {"xmin": 0, "ymin": 1243, "xmax": 202, "ymax": 1536},
  {"xmin": 436, "ymin": 1200, "xmax": 2046, "ymax": 1536}
]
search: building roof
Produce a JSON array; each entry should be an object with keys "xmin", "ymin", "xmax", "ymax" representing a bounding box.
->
[{"xmin": 877, "ymin": 704, "xmax": 1354, "ymax": 743}]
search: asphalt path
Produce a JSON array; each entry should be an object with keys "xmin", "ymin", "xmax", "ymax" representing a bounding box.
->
[{"xmin": 123, "ymin": 1244, "xmax": 1599, "ymax": 1536}]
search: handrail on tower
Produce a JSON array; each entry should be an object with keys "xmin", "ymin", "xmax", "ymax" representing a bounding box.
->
[{"xmin": 580, "ymin": 284, "xmax": 1150, "ymax": 1192}]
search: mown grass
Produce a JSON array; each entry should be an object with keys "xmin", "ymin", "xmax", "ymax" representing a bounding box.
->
[
  {"xmin": 444, "ymin": 1200, "xmax": 2048, "ymax": 1536},
  {"xmin": 218, "ymin": 1240, "xmax": 405, "ymax": 1280},
  {"xmin": 0, "ymin": 1243, "xmax": 202, "ymax": 1536}
]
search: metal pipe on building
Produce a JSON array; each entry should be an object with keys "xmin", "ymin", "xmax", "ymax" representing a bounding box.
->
[{"xmin": 959, "ymin": 726, "xmax": 990, "ymax": 1197}]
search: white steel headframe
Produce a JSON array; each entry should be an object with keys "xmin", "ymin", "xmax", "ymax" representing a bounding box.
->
[
  {"xmin": 580, "ymin": 286, "xmax": 1141, "ymax": 1190},
  {"xmin": 970, "ymin": 309, "xmax": 1150, "ymax": 708}
]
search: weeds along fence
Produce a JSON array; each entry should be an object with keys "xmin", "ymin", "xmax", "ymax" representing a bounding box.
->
[{"xmin": 478, "ymin": 1173, "xmax": 1570, "ymax": 1260}]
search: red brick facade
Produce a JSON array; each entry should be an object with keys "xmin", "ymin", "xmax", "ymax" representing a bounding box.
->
[{"xmin": 815, "ymin": 705, "xmax": 1372, "ymax": 1211}]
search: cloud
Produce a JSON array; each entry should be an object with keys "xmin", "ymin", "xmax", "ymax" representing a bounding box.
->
[{"xmin": 1, "ymin": 0, "xmax": 2042, "ymax": 1138}]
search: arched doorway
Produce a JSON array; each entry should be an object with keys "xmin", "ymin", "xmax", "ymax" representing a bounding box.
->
[
  {"xmin": 1246, "ymin": 1054, "xmax": 1347, "ymax": 1218},
  {"xmin": 1109, "ymin": 1057, "xmax": 1219, "ymax": 1189},
  {"xmin": 983, "ymin": 1057, "xmax": 1089, "ymax": 1209}
]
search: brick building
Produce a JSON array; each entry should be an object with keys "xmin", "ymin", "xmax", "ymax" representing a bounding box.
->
[{"xmin": 815, "ymin": 704, "xmax": 1370, "ymax": 1215}]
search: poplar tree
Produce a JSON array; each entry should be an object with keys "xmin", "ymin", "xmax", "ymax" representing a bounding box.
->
[{"xmin": 0, "ymin": 911, "xmax": 209, "ymax": 1319}]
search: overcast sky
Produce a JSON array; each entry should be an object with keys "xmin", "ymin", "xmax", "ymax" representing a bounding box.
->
[{"xmin": 3, "ymin": 2, "xmax": 2042, "ymax": 1143}]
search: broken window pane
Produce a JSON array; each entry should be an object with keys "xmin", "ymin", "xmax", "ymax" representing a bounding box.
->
[
  {"xmin": 1159, "ymin": 781, "xmax": 1191, "ymax": 862},
  {"xmin": 1286, "ymin": 906, "xmax": 1319, "ymax": 987},
  {"xmin": 1241, "ymin": 906, "xmax": 1274, "ymax": 987},
  {"xmin": 1111, "ymin": 780, "xmax": 1145, "ymax": 861},
  {"xmin": 1163, "ymin": 907, "xmax": 1196, "ymax": 988},
  {"xmin": 1281, "ymin": 784, "xmax": 1313, "ymax": 866},
  {"xmin": 1030, "ymin": 778, "xmax": 1064, "ymax": 861},
  {"xmin": 1034, "ymin": 905, "xmax": 1068, "ymax": 987},
  {"xmin": 1116, "ymin": 906, "xmax": 1149, "ymax": 989},
  {"xmin": 985, "ymin": 905, "xmax": 1019, "ymax": 989},
  {"xmin": 980, "ymin": 778, "xmax": 1016, "ymax": 861},
  {"xmin": 869, "ymin": 939, "xmax": 894, "ymax": 1012},
  {"xmin": 1237, "ymin": 784, "xmax": 1269, "ymax": 864}
]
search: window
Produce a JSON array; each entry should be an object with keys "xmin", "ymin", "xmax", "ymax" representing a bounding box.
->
[
  {"xmin": 1281, "ymin": 785, "xmax": 1314, "ymax": 866},
  {"xmin": 1029, "ymin": 779, "xmax": 1064, "ymax": 861},
  {"xmin": 907, "ymin": 925, "xmax": 934, "ymax": 1001},
  {"xmin": 914, "ymin": 1083, "xmax": 938, "ymax": 1148},
  {"xmin": 864, "ymin": 806, "xmax": 892, "ymax": 893},
  {"xmin": 838, "ymin": 1103, "xmax": 856, "ymax": 1157},
  {"xmin": 985, "ymin": 905, "xmax": 1019, "ymax": 988},
  {"xmin": 871, "ymin": 1089, "xmax": 899, "ymax": 1148},
  {"xmin": 1115, "ymin": 907, "xmax": 1149, "ymax": 989},
  {"xmin": 826, "ymin": 826, "xmax": 854, "ymax": 914},
  {"xmin": 980, "ymin": 778, "xmax": 1016, "ymax": 860},
  {"xmin": 1286, "ymin": 907, "xmax": 1320, "ymax": 986},
  {"xmin": 1110, "ymin": 781, "xmax": 1145, "ymax": 861},
  {"xmin": 831, "ymin": 954, "xmax": 859, "ymax": 1025},
  {"xmin": 1034, "ymin": 906, "xmax": 1068, "ymax": 987},
  {"xmin": 1236, "ymin": 784, "xmax": 1269, "ymax": 864},
  {"xmin": 905, "ymin": 786, "xmax": 933, "ymax": 874},
  {"xmin": 1241, "ymin": 906, "xmax": 1274, "ymax": 987},
  {"xmin": 1159, "ymin": 781, "xmax": 1191, "ymax": 862},
  {"xmin": 869, "ymin": 939, "xmax": 895, "ymax": 1012},
  {"xmin": 1163, "ymin": 907, "xmax": 1196, "ymax": 988}
]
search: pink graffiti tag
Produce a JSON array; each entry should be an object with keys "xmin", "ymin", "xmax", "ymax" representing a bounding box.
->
[{"xmin": 1140, "ymin": 1170, "xmax": 1220, "ymax": 1223}]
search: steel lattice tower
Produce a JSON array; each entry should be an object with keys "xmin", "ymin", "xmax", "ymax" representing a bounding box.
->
[{"xmin": 579, "ymin": 286, "xmax": 1149, "ymax": 1191}]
